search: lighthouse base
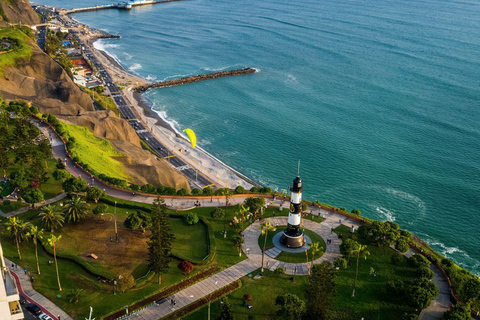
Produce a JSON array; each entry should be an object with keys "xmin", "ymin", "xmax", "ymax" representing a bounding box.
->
[{"xmin": 279, "ymin": 233, "xmax": 305, "ymax": 248}]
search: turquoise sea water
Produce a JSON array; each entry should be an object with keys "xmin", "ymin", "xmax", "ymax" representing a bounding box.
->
[{"xmin": 36, "ymin": 0, "xmax": 480, "ymax": 274}]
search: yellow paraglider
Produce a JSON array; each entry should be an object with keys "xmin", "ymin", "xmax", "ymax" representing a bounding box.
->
[{"xmin": 183, "ymin": 128, "xmax": 196, "ymax": 148}]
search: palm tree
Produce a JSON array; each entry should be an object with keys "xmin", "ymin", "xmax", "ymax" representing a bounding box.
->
[
  {"xmin": 236, "ymin": 205, "xmax": 249, "ymax": 232},
  {"xmin": 5, "ymin": 218, "xmax": 31, "ymax": 259},
  {"xmin": 309, "ymin": 242, "xmax": 324, "ymax": 262},
  {"xmin": 68, "ymin": 289, "xmax": 83, "ymax": 304},
  {"xmin": 232, "ymin": 235, "xmax": 244, "ymax": 257},
  {"xmin": 64, "ymin": 196, "xmax": 89, "ymax": 223},
  {"xmin": 351, "ymin": 243, "xmax": 370, "ymax": 297},
  {"xmin": 260, "ymin": 221, "xmax": 276, "ymax": 272},
  {"xmin": 47, "ymin": 234, "xmax": 62, "ymax": 291},
  {"xmin": 27, "ymin": 226, "xmax": 44, "ymax": 274},
  {"xmin": 39, "ymin": 205, "xmax": 65, "ymax": 232}
]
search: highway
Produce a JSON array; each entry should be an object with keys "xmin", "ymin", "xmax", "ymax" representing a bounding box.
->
[{"xmin": 77, "ymin": 36, "xmax": 213, "ymax": 189}]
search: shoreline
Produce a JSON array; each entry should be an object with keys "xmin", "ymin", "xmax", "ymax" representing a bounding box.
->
[{"xmin": 90, "ymin": 38, "xmax": 257, "ymax": 189}]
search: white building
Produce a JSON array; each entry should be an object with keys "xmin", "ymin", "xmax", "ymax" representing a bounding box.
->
[
  {"xmin": 0, "ymin": 242, "xmax": 24, "ymax": 319},
  {"xmin": 73, "ymin": 74, "xmax": 86, "ymax": 87}
]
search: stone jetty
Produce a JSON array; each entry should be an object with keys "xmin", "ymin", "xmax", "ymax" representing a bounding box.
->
[{"xmin": 134, "ymin": 67, "xmax": 257, "ymax": 92}]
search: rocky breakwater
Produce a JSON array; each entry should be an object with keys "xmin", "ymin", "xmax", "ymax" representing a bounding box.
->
[{"xmin": 134, "ymin": 67, "xmax": 257, "ymax": 92}]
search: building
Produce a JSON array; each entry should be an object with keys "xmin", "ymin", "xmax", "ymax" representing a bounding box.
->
[
  {"xmin": 0, "ymin": 242, "xmax": 24, "ymax": 319},
  {"xmin": 73, "ymin": 74, "xmax": 86, "ymax": 87}
]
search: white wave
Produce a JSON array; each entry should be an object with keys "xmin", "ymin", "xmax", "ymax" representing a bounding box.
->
[
  {"xmin": 125, "ymin": 53, "xmax": 132, "ymax": 60},
  {"xmin": 202, "ymin": 64, "xmax": 241, "ymax": 72},
  {"xmin": 286, "ymin": 74, "xmax": 297, "ymax": 82},
  {"xmin": 129, "ymin": 63, "xmax": 142, "ymax": 71},
  {"xmin": 384, "ymin": 187, "xmax": 426, "ymax": 213},
  {"xmin": 375, "ymin": 206, "xmax": 396, "ymax": 222},
  {"xmin": 145, "ymin": 75, "xmax": 157, "ymax": 81},
  {"xmin": 93, "ymin": 40, "xmax": 123, "ymax": 67},
  {"xmin": 254, "ymin": 68, "xmax": 261, "ymax": 73}
]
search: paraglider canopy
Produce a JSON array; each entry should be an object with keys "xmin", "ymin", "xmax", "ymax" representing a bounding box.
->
[{"xmin": 183, "ymin": 128, "xmax": 196, "ymax": 148}]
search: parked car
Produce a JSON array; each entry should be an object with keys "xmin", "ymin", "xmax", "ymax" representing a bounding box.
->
[
  {"xmin": 39, "ymin": 313, "xmax": 53, "ymax": 320},
  {"xmin": 19, "ymin": 295, "xmax": 27, "ymax": 304},
  {"xmin": 25, "ymin": 303, "xmax": 41, "ymax": 315}
]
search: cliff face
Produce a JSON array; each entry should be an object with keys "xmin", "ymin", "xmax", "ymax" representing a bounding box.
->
[
  {"xmin": 0, "ymin": 0, "xmax": 40, "ymax": 26},
  {"xmin": 0, "ymin": 46, "xmax": 95, "ymax": 115}
]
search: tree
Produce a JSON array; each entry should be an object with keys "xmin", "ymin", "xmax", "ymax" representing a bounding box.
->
[
  {"xmin": 52, "ymin": 168, "xmax": 71, "ymax": 181},
  {"xmin": 441, "ymin": 303, "xmax": 471, "ymax": 320},
  {"xmin": 408, "ymin": 254, "xmax": 430, "ymax": 269},
  {"xmin": 0, "ymin": 146, "xmax": 9, "ymax": 177},
  {"xmin": 93, "ymin": 204, "xmax": 108, "ymax": 215},
  {"xmin": 351, "ymin": 242, "xmax": 370, "ymax": 297},
  {"xmin": 191, "ymin": 188, "xmax": 203, "ymax": 195},
  {"xmin": 64, "ymin": 196, "xmax": 89, "ymax": 223},
  {"xmin": 304, "ymin": 262, "xmax": 336, "ymax": 320},
  {"xmin": 39, "ymin": 205, "xmax": 65, "ymax": 232},
  {"xmin": 124, "ymin": 211, "xmax": 151, "ymax": 233},
  {"xmin": 340, "ymin": 238, "xmax": 359, "ymax": 261},
  {"xmin": 27, "ymin": 226, "xmax": 44, "ymax": 274},
  {"xmin": 244, "ymin": 197, "xmax": 266, "ymax": 216},
  {"xmin": 58, "ymin": 54, "xmax": 73, "ymax": 75},
  {"xmin": 232, "ymin": 235, "xmax": 244, "ymax": 257},
  {"xmin": 68, "ymin": 289, "xmax": 83, "ymax": 304},
  {"xmin": 176, "ymin": 188, "xmax": 189, "ymax": 196},
  {"xmin": 22, "ymin": 188, "xmax": 44, "ymax": 208},
  {"xmin": 184, "ymin": 212, "xmax": 199, "ymax": 225},
  {"xmin": 62, "ymin": 176, "xmax": 89, "ymax": 194},
  {"xmin": 461, "ymin": 278, "xmax": 480, "ymax": 303},
  {"xmin": 141, "ymin": 183, "xmax": 156, "ymax": 194},
  {"xmin": 395, "ymin": 239, "xmax": 410, "ymax": 253},
  {"xmin": 222, "ymin": 189, "xmax": 230, "ymax": 238},
  {"xmin": 203, "ymin": 187, "xmax": 214, "ymax": 196},
  {"xmin": 177, "ymin": 260, "xmax": 194, "ymax": 274},
  {"xmin": 275, "ymin": 293, "xmax": 305, "ymax": 320},
  {"xmin": 234, "ymin": 186, "xmax": 245, "ymax": 194},
  {"xmin": 117, "ymin": 274, "xmax": 135, "ymax": 293},
  {"xmin": 47, "ymin": 234, "xmax": 62, "ymax": 291},
  {"xmin": 360, "ymin": 221, "xmax": 400, "ymax": 246},
  {"xmin": 86, "ymin": 186, "xmax": 106, "ymax": 203},
  {"xmin": 148, "ymin": 197, "xmax": 174, "ymax": 284},
  {"xmin": 5, "ymin": 218, "xmax": 31, "ymax": 259},
  {"xmin": 10, "ymin": 168, "xmax": 30, "ymax": 190},
  {"xmin": 260, "ymin": 221, "xmax": 276, "ymax": 272},
  {"xmin": 216, "ymin": 297, "xmax": 233, "ymax": 320}
]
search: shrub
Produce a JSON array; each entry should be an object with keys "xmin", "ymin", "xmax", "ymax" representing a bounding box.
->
[
  {"xmin": 260, "ymin": 187, "xmax": 272, "ymax": 194},
  {"xmin": 117, "ymin": 274, "xmax": 135, "ymax": 293},
  {"xmin": 408, "ymin": 254, "xmax": 430, "ymax": 268},
  {"xmin": 163, "ymin": 186, "xmax": 176, "ymax": 195},
  {"xmin": 234, "ymin": 186, "xmax": 245, "ymax": 194},
  {"xmin": 334, "ymin": 258, "xmax": 348, "ymax": 269},
  {"xmin": 351, "ymin": 209, "xmax": 361, "ymax": 215},
  {"xmin": 301, "ymin": 203, "xmax": 308, "ymax": 212},
  {"xmin": 402, "ymin": 313, "xmax": 419, "ymax": 320},
  {"xmin": 250, "ymin": 186, "xmax": 259, "ymax": 193},
  {"xmin": 416, "ymin": 267, "xmax": 434, "ymax": 279},
  {"xmin": 93, "ymin": 204, "xmax": 108, "ymax": 215},
  {"xmin": 176, "ymin": 188, "xmax": 189, "ymax": 196},
  {"xmin": 203, "ymin": 187, "xmax": 214, "ymax": 196},
  {"xmin": 386, "ymin": 280, "xmax": 405, "ymax": 296},
  {"xmin": 177, "ymin": 260, "xmax": 194, "ymax": 275},
  {"xmin": 129, "ymin": 184, "xmax": 140, "ymax": 191},
  {"xmin": 184, "ymin": 212, "xmax": 199, "ymax": 225},
  {"xmin": 243, "ymin": 294, "xmax": 252, "ymax": 301},
  {"xmin": 140, "ymin": 184, "xmax": 156, "ymax": 194},
  {"xmin": 29, "ymin": 106, "xmax": 39, "ymax": 114},
  {"xmin": 191, "ymin": 188, "xmax": 203, "ymax": 195},
  {"xmin": 52, "ymin": 168, "xmax": 70, "ymax": 181},
  {"xmin": 274, "ymin": 267, "xmax": 285, "ymax": 274},
  {"xmin": 339, "ymin": 207, "xmax": 346, "ymax": 211},
  {"xmin": 211, "ymin": 207, "xmax": 224, "ymax": 219},
  {"xmin": 395, "ymin": 240, "xmax": 410, "ymax": 253}
]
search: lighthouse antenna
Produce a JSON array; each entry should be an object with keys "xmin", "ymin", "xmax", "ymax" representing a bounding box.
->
[{"xmin": 297, "ymin": 159, "xmax": 301, "ymax": 177}]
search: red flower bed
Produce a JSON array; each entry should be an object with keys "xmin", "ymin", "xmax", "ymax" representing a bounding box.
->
[
  {"xmin": 103, "ymin": 267, "xmax": 219, "ymax": 320},
  {"xmin": 163, "ymin": 281, "xmax": 241, "ymax": 320}
]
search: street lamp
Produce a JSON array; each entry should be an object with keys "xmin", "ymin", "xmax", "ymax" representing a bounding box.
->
[{"xmin": 101, "ymin": 209, "xmax": 117, "ymax": 242}]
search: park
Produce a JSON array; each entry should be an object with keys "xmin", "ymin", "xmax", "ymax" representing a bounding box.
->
[{"xmin": 0, "ymin": 99, "xmax": 479, "ymax": 320}]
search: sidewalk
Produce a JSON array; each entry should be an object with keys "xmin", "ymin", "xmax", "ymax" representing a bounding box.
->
[
  {"xmin": 4, "ymin": 258, "xmax": 72, "ymax": 320},
  {"xmin": 1, "ymin": 193, "xmax": 67, "ymax": 218}
]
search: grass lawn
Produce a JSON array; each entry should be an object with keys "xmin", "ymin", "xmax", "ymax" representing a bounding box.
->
[
  {"xmin": 0, "ymin": 27, "xmax": 33, "ymax": 75},
  {"xmin": 61, "ymin": 122, "xmax": 131, "ymax": 182},
  {"xmin": 170, "ymin": 218, "xmax": 208, "ymax": 261},
  {"xmin": 332, "ymin": 225, "xmax": 418, "ymax": 319},
  {"xmin": 183, "ymin": 269, "xmax": 309, "ymax": 320}
]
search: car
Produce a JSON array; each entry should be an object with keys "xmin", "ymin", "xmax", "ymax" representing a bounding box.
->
[
  {"xmin": 25, "ymin": 303, "xmax": 41, "ymax": 315},
  {"xmin": 39, "ymin": 313, "xmax": 53, "ymax": 320},
  {"xmin": 19, "ymin": 295, "xmax": 27, "ymax": 304}
]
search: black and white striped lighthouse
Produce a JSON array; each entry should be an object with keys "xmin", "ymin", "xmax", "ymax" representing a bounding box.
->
[{"xmin": 280, "ymin": 176, "xmax": 305, "ymax": 248}]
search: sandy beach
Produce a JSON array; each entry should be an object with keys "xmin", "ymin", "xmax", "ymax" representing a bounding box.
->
[{"xmin": 90, "ymin": 39, "xmax": 256, "ymax": 189}]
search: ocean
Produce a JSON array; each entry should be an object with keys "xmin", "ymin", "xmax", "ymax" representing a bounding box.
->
[{"xmin": 34, "ymin": 0, "xmax": 480, "ymax": 274}]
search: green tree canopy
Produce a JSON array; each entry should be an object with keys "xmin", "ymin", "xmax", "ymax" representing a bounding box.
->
[
  {"xmin": 22, "ymin": 188, "xmax": 44, "ymax": 207},
  {"xmin": 275, "ymin": 293, "xmax": 305, "ymax": 320},
  {"xmin": 244, "ymin": 196, "xmax": 266, "ymax": 213},
  {"xmin": 86, "ymin": 186, "xmax": 106, "ymax": 203},
  {"xmin": 39, "ymin": 205, "xmax": 65, "ymax": 232},
  {"xmin": 64, "ymin": 196, "xmax": 89, "ymax": 223},
  {"xmin": 62, "ymin": 176, "xmax": 89, "ymax": 193},
  {"xmin": 304, "ymin": 261, "xmax": 336, "ymax": 320}
]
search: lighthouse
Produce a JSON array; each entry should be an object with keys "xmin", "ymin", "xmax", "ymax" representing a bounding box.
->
[{"xmin": 280, "ymin": 176, "xmax": 305, "ymax": 248}]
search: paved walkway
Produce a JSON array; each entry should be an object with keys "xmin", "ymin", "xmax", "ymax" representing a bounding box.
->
[
  {"xmin": 0, "ymin": 193, "xmax": 67, "ymax": 218},
  {"xmin": 129, "ymin": 213, "xmax": 360, "ymax": 319},
  {"xmin": 4, "ymin": 258, "xmax": 72, "ymax": 320},
  {"xmin": 403, "ymin": 248, "xmax": 450, "ymax": 320}
]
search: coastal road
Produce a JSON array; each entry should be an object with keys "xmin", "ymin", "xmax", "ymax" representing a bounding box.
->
[{"xmin": 77, "ymin": 35, "xmax": 213, "ymax": 189}]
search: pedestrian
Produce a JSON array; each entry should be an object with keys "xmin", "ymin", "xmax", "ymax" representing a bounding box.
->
[
  {"xmin": 24, "ymin": 269, "xmax": 27, "ymax": 275},
  {"xmin": 173, "ymin": 300, "xmax": 176, "ymax": 306},
  {"xmin": 339, "ymin": 219, "xmax": 342, "ymax": 224},
  {"xmin": 58, "ymin": 315, "xmax": 60, "ymax": 320},
  {"xmin": 171, "ymin": 298, "xmax": 174, "ymax": 305},
  {"xmin": 15, "ymin": 263, "xmax": 17, "ymax": 269}
]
